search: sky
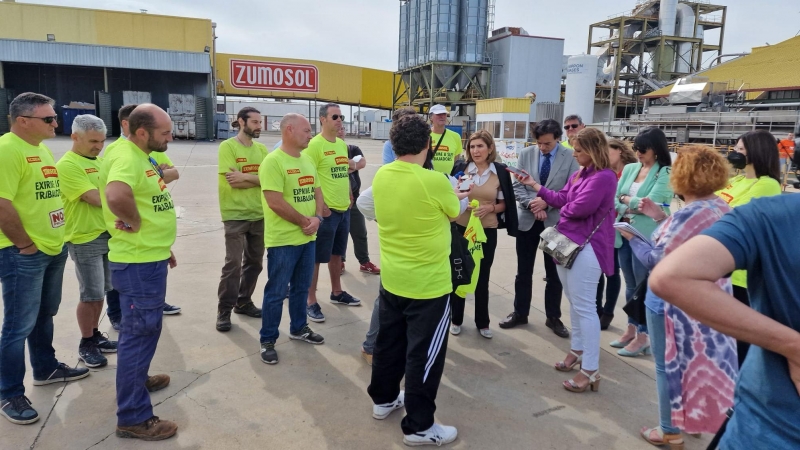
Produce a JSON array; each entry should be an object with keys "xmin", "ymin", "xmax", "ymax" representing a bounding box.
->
[{"xmin": 22, "ymin": 0, "xmax": 800, "ymax": 71}]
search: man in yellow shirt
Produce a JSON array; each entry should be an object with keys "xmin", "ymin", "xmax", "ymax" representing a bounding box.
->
[
  {"xmin": 368, "ymin": 114, "xmax": 467, "ymax": 446},
  {"xmin": 216, "ymin": 107, "xmax": 268, "ymax": 332},
  {"xmin": 303, "ymin": 103, "xmax": 361, "ymax": 324},
  {"xmin": 561, "ymin": 114, "xmax": 585, "ymax": 150},
  {"xmin": 259, "ymin": 114, "xmax": 325, "ymax": 365},
  {"xmin": 429, "ymin": 104, "xmax": 463, "ymax": 175},
  {"xmin": 101, "ymin": 104, "xmax": 178, "ymax": 441},
  {"xmin": 104, "ymin": 104, "xmax": 181, "ymax": 325},
  {"xmin": 57, "ymin": 115, "xmax": 118, "ymax": 369},
  {"xmin": 0, "ymin": 93, "xmax": 90, "ymax": 425}
]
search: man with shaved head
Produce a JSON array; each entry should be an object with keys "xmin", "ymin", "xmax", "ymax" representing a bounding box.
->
[
  {"xmin": 100, "ymin": 103, "xmax": 178, "ymax": 440},
  {"xmin": 258, "ymin": 113, "xmax": 326, "ymax": 365}
]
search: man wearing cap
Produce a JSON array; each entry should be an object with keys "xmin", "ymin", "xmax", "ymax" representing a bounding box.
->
[{"xmin": 429, "ymin": 104, "xmax": 463, "ymax": 175}]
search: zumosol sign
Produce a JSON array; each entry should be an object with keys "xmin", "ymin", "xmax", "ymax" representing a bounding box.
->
[{"xmin": 230, "ymin": 59, "xmax": 319, "ymax": 93}]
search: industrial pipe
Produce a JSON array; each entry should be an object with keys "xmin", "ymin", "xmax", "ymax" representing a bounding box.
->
[{"xmin": 675, "ymin": 3, "xmax": 695, "ymax": 73}]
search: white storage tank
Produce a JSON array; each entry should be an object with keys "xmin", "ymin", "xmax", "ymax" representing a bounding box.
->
[
  {"xmin": 407, "ymin": 0, "xmax": 419, "ymax": 68},
  {"xmin": 563, "ymin": 55, "xmax": 598, "ymax": 125},
  {"xmin": 429, "ymin": 0, "xmax": 459, "ymax": 62}
]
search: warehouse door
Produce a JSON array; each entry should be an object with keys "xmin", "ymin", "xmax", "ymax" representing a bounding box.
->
[
  {"xmin": 0, "ymin": 89, "xmax": 9, "ymax": 134},
  {"xmin": 94, "ymin": 91, "xmax": 112, "ymax": 137},
  {"xmin": 195, "ymin": 96, "xmax": 209, "ymax": 140}
]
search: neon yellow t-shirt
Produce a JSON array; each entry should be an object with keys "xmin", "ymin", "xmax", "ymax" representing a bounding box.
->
[
  {"xmin": 430, "ymin": 129, "xmax": 463, "ymax": 175},
  {"xmin": 717, "ymin": 175, "xmax": 782, "ymax": 287},
  {"xmin": 0, "ymin": 132, "xmax": 65, "ymax": 255},
  {"xmin": 303, "ymin": 134, "xmax": 351, "ymax": 211},
  {"xmin": 100, "ymin": 140, "xmax": 176, "ymax": 263},
  {"xmin": 56, "ymin": 151, "xmax": 105, "ymax": 244},
  {"xmin": 373, "ymin": 161, "xmax": 461, "ymax": 299},
  {"xmin": 259, "ymin": 149, "xmax": 319, "ymax": 248},
  {"xmin": 455, "ymin": 201, "xmax": 487, "ymax": 297},
  {"xmin": 105, "ymin": 136, "xmax": 174, "ymax": 167},
  {"xmin": 218, "ymin": 137, "xmax": 268, "ymax": 221}
]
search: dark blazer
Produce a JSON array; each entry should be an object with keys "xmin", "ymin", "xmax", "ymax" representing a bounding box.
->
[{"xmin": 452, "ymin": 160, "xmax": 519, "ymax": 237}]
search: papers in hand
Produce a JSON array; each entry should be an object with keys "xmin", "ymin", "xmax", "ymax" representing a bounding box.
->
[{"xmin": 613, "ymin": 222, "xmax": 650, "ymax": 242}]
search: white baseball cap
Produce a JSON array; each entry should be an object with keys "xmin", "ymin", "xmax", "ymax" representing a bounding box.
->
[{"xmin": 429, "ymin": 104, "xmax": 448, "ymax": 115}]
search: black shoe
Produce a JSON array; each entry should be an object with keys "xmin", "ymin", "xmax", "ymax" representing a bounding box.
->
[
  {"xmin": 289, "ymin": 325, "xmax": 325, "ymax": 344},
  {"xmin": 499, "ymin": 312, "xmax": 528, "ymax": 329},
  {"xmin": 216, "ymin": 311, "xmax": 232, "ymax": 332},
  {"xmin": 162, "ymin": 303, "xmax": 181, "ymax": 315},
  {"xmin": 93, "ymin": 330, "xmax": 118, "ymax": 353},
  {"xmin": 78, "ymin": 340, "xmax": 107, "ymax": 368},
  {"xmin": 33, "ymin": 363, "xmax": 90, "ymax": 386},
  {"xmin": 546, "ymin": 318, "xmax": 570, "ymax": 338},
  {"xmin": 600, "ymin": 314, "xmax": 614, "ymax": 331},
  {"xmin": 260, "ymin": 342, "xmax": 278, "ymax": 364},
  {"xmin": 0, "ymin": 396, "xmax": 39, "ymax": 425},
  {"xmin": 233, "ymin": 302, "xmax": 262, "ymax": 318}
]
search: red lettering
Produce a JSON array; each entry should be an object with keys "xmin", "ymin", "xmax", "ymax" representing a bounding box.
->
[{"xmin": 229, "ymin": 59, "xmax": 319, "ymax": 93}]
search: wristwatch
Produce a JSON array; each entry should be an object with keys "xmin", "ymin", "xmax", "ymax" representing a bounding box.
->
[{"xmin": 315, "ymin": 215, "xmax": 325, "ymax": 223}]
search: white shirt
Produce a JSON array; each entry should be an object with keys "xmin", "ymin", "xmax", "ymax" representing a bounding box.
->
[{"xmin": 465, "ymin": 162, "xmax": 504, "ymax": 200}]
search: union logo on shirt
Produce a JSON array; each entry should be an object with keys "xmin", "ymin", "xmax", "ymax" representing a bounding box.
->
[
  {"xmin": 298, "ymin": 175, "xmax": 315, "ymax": 187},
  {"xmin": 324, "ymin": 151, "xmax": 336, "ymax": 156},
  {"xmin": 236, "ymin": 158, "xmax": 248, "ymax": 163},
  {"xmin": 335, "ymin": 156, "xmax": 349, "ymax": 165},
  {"xmin": 719, "ymin": 191, "xmax": 734, "ymax": 204},
  {"xmin": 436, "ymin": 145, "xmax": 450, "ymax": 152},
  {"xmin": 41, "ymin": 166, "xmax": 58, "ymax": 178},
  {"xmin": 27, "ymin": 156, "xmax": 42, "ymax": 163},
  {"xmin": 286, "ymin": 168, "xmax": 301, "ymax": 175},
  {"xmin": 146, "ymin": 169, "xmax": 157, "ymax": 177},
  {"xmin": 85, "ymin": 168, "xmax": 98, "ymax": 174},
  {"xmin": 241, "ymin": 164, "xmax": 259, "ymax": 174},
  {"xmin": 158, "ymin": 178, "xmax": 167, "ymax": 191}
]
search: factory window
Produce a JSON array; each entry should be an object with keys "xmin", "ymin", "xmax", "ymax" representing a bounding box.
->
[
  {"xmin": 503, "ymin": 121, "xmax": 527, "ymax": 140},
  {"xmin": 768, "ymin": 90, "xmax": 800, "ymax": 100},
  {"xmin": 481, "ymin": 121, "xmax": 500, "ymax": 138},
  {"xmin": 515, "ymin": 121, "xmax": 527, "ymax": 140}
]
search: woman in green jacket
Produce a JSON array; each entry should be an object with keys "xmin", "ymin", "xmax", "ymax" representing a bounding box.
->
[
  {"xmin": 610, "ymin": 128, "xmax": 674, "ymax": 357},
  {"xmin": 717, "ymin": 129, "xmax": 782, "ymax": 367}
]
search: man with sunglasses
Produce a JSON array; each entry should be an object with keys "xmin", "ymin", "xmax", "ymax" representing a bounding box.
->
[
  {"xmin": 429, "ymin": 104, "xmax": 463, "ymax": 175},
  {"xmin": 104, "ymin": 104, "xmax": 181, "ymax": 321},
  {"xmin": 561, "ymin": 114, "xmax": 586, "ymax": 150},
  {"xmin": 0, "ymin": 92, "xmax": 91, "ymax": 425},
  {"xmin": 100, "ymin": 104, "xmax": 178, "ymax": 441},
  {"xmin": 303, "ymin": 104, "xmax": 361, "ymax": 323}
]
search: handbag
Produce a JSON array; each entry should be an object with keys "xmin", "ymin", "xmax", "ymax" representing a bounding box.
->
[
  {"xmin": 622, "ymin": 275, "xmax": 649, "ymax": 325},
  {"xmin": 538, "ymin": 210, "xmax": 610, "ymax": 269},
  {"xmin": 450, "ymin": 222, "xmax": 475, "ymax": 289}
]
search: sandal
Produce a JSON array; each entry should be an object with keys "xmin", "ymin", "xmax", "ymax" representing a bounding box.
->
[
  {"xmin": 563, "ymin": 369, "xmax": 600, "ymax": 393},
  {"xmin": 640, "ymin": 426, "xmax": 684, "ymax": 450},
  {"xmin": 554, "ymin": 350, "xmax": 582, "ymax": 372}
]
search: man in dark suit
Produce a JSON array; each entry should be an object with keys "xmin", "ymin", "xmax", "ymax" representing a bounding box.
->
[{"xmin": 499, "ymin": 119, "xmax": 580, "ymax": 338}]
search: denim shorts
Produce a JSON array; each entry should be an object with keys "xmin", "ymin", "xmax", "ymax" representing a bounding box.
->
[
  {"xmin": 315, "ymin": 209, "xmax": 350, "ymax": 263},
  {"xmin": 67, "ymin": 232, "xmax": 112, "ymax": 302}
]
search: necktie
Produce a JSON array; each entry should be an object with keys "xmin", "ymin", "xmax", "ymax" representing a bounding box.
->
[{"xmin": 540, "ymin": 153, "xmax": 552, "ymax": 187}]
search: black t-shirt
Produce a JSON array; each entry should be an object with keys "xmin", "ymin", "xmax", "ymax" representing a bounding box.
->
[{"xmin": 348, "ymin": 144, "xmax": 364, "ymax": 195}]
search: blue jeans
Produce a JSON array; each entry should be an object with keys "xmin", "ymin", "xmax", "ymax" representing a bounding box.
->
[
  {"xmin": 0, "ymin": 246, "xmax": 67, "ymax": 399},
  {"xmin": 619, "ymin": 239, "xmax": 648, "ymax": 333},
  {"xmin": 260, "ymin": 243, "xmax": 315, "ymax": 343},
  {"xmin": 110, "ymin": 260, "xmax": 168, "ymax": 426},
  {"xmin": 646, "ymin": 306, "xmax": 679, "ymax": 435}
]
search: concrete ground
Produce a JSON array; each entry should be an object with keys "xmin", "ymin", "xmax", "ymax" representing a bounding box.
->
[{"xmin": 1, "ymin": 134, "xmax": 714, "ymax": 450}]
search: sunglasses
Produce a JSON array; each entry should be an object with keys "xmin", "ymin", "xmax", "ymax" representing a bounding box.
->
[
  {"xmin": 633, "ymin": 146, "xmax": 650, "ymax": 153},
  {"xmin": 22, "ymin": 115, "xmax": 58, "ymax": 124},
  {"xmin": 330, "ymin": 114, "xmax": 345, "ymax": 121},
  {"xmin": 564, "ymin": 124, "xmax": 580, "ymax": 130}
]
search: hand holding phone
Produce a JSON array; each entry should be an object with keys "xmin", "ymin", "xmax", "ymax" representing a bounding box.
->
[
  {"xmin": 505, "ymin": 166, "xmax": 527, "ymax": 177},
  {"xmin": 458, "ymin": 179, "xmax": 474, "ymax": 191}
]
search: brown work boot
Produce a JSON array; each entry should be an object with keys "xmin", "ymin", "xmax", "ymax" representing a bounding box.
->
[
  {"xmin": 145, "ymin": 374, "xmax": 170, "ymax": 393},
  {"xmin": 116, "ymin": 416, "xmax": 177, "ymax": 441}
]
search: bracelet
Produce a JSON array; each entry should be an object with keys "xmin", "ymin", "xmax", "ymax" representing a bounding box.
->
[
  {"xmin": 17, "ymin": 242, "xmax": 35, "ymax": 250},
  {"xmin": 492, "ymin": 204, "xmax": 496, "ymax": 212}
]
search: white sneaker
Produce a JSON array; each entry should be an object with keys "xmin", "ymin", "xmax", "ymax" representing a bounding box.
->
[
  {"xmin": 479, "ymin": 328, "xmax": 493, "ymax": 339},
  {"xmin": 403, "ymin": 423, "xmax": 458, "ymax": 447},
  {"xmin": 373, "ymin": 390, "xmax": 405, "ymax": 420},
  {"xmin": 449, "ymin": 325, "xmax": 461, "ymax": 336}
]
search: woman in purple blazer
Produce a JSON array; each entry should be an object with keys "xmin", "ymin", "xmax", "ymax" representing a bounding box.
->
[{"xmin": 516, "ymin": 128, "xmax": 618, "ymax": 393}]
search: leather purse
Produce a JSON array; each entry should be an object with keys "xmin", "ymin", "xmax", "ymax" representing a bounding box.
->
[{"xmin": 538, "ymin": 211, "xmax": 609, "ymax": 269}]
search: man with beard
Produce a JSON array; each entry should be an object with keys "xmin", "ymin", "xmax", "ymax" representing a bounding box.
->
[
  {"xmin": 100, "ymin": 104, "xmax": 179, "ymax": 441},
  {"xmin": 104, "ymin": 104, "xmax": 181, "ymax": 322},
  {"xmin": 215, "ymin": 107, "xmax": 268, "ymax": 331}
]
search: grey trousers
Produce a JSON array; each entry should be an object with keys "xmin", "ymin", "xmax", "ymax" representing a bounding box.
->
[
  {"xmin": 348, "ymin": 192, "xmax": 370, "ymax": 265},
  {"xmin": 362, "ymin": 295, "xmax": 380, "ymax": 354}
]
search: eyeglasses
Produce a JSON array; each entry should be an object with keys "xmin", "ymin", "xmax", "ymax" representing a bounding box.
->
[
  {"xmin": 564, "ymin": 124, "xmax": 580, "ymax": 130},
  {"xmin": 331, "ymin": 114, "xmax": 345, "ymax": 121},
  {"xmin": 149, "ymin": 157, "xmax": 165, "ymax": 179},
  {"xmin": 22, "ymin": 115, "xmax": 58, "ymax": 124}
]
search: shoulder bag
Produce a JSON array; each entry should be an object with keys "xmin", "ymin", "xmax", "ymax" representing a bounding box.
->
[{"xmin": 538, "ymin": 201, "xmax": 610, "ymax": 269}]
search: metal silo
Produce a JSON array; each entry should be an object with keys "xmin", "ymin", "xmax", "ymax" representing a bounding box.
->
[
  {"xmin": 429, "ymin": 0, "xmax": 459, "ymax": 62},
  {"xmin": 399, "ymin": 1, "xmax": 409, "ymax": 70},
  {"xmin": 417, "ymin": 0, "xmax": 430, "ymax": 66},
  {"xmin": 407, "ymin": 0, "xmax": 419, "ymax": 68},
  {"xmin": 458, "ymin": 0, "xmax": 488, "ymax": 64}
]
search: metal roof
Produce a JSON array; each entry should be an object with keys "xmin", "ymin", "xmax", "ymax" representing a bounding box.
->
[
  {"xmin": 644, "ymin": 35, "xmax": 800, "ymax": 99},
  {"xmin": 0, "ymin": 39, "xmax": 211, "ymax": 73}
]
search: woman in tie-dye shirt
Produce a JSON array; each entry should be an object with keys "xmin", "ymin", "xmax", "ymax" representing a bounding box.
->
[{"xmin": 619, "ymin": 146, "xmax": 738, "ymax": 448}]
